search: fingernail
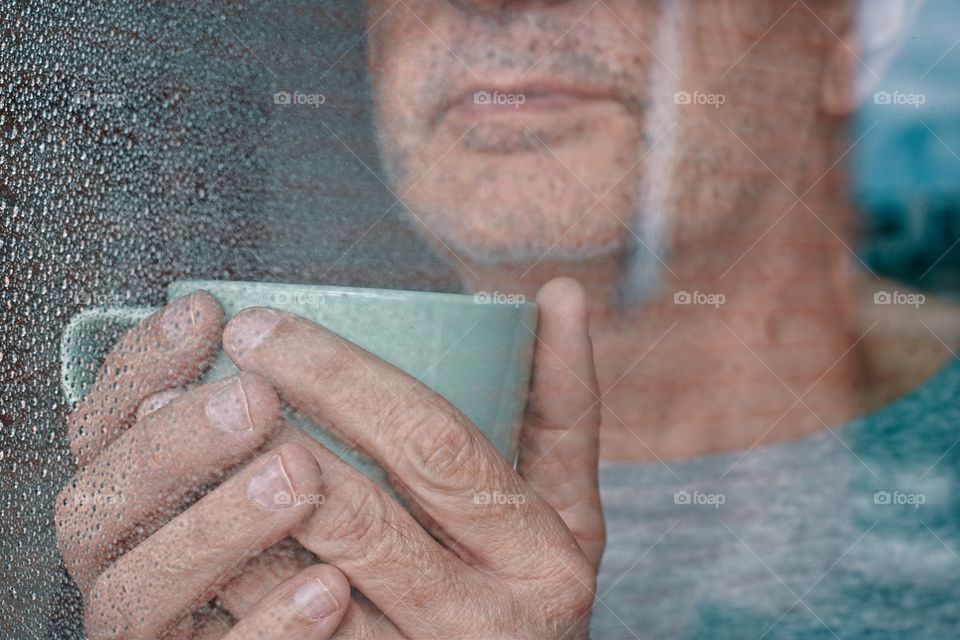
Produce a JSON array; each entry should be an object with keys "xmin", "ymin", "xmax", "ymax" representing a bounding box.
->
[
  {"xmin": 205, "ymin": 378, "xmax": 253, "ymax": 433},
  {"xmin": 293, "ymin": 578, "xmax": 339, "ymax": 620},
  {"xmin": 247, "ymin": 455, "xmax": 295, "ymax": 509},
  {"xmin": 162, "ymin": 294, "xmax": 197, "ymax": 341},
  {"xmin": 225, "ymin": 309, "xmax": 279, "ymax": 358}
]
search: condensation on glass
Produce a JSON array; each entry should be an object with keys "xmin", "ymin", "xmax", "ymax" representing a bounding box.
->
[
  {"xmin": 0, "ymin": 2, "xmax": 452, "ymax": 638},
  {"xmin": 1, "ymin": 1, "xmax": 959, "ymax": 638}
]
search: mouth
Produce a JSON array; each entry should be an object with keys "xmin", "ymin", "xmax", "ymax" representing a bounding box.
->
[
  {"xmin": 436, "ymin": 80, "xmax": 626, "ymax": 153},
  {"xmin": 440, "ymin": 80, "xmax": 622, "ymax": 122}
]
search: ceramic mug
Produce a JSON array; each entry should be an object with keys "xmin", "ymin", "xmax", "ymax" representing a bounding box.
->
[{"xmin": 60, "ymin": 280, "xmax": 539, "ymax": 489}]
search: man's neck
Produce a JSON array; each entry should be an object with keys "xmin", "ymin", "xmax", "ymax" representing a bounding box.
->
[
  {"xmin": 590, "ymin": 242, "xmax": 863, "ymax": 462},
  {"xmin": 457, "ymin": 201, "xmax": 871, "ymax": 462}
]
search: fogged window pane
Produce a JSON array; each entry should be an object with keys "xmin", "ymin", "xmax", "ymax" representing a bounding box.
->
[
  {"xmin": 2, "ymin": 0, "xmax": 960, "ymax": 638},
  {"xmin": 2, "ymin": 2, "xmax": 449, "ymax": 637}
]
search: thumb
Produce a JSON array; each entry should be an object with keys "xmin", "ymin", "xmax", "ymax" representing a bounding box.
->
[{"xmin": 517, "ymin": 277, "xmax": 605, "ymax": 568}]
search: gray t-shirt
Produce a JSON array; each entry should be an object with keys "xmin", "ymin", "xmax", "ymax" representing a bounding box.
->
[{"xmin": 591, "ymin": 359, "xmax": 960, "ymax": 638}]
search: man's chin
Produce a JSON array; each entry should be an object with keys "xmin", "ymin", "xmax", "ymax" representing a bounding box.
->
[{"xmin": 412, "ymin": 219, "xmax": 629, "ymax": 268}]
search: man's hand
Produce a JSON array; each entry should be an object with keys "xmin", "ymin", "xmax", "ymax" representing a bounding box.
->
[
  {"xmin": 55, "ymin": 292, "xmax": 351, "ymax": 639},
  {"xmin": 221, "ymin": 277, "xmax": 605, "ymax": 638}
]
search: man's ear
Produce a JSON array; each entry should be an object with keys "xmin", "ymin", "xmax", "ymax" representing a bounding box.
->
[{"xmin": 820, "ymin": 0, "xmax": 924, "ymax": 116}]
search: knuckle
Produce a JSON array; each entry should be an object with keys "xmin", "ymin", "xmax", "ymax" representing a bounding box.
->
[
  {"xmin": 386, "ymin": 392, "xmax": 480, "ymax": 486},
  {"xmin": 146, "ymin": 515, "xmax": 221, "ymax": 583},
  {"xmin": 408, "ymin": 574, "xmax": 481, "ymax": 630},
  {"xmin": 415, "ymin": 416, "xmax": 474, "ymax": 479},
  {"xmin": 323, "ymin": 484, "xmax": 436, "ymax": 574},
  {"xmin": 537, "ymin": 553, "xmax": 597, "ymax": 626},
  {"xmin": 306, "ymin": 335, "xmax": 356, "ymax": 391},
  {"xmin": 161, "ymin": 514, "xmax": 225, "ymax": 572},
  {"xmin": 325, "ymin": 487, "xmax": 391, "ymax": 556},
  {"xmin": 570, "ymin": 507, "xmax": 606, "ymax": 547},
  {"xmin": 569, "ymin": 563, "xmax": 598, "ymax": 609}
]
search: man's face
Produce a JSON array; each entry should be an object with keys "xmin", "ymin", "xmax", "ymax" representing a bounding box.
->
[{"xmin": 365, "ymin": 1, "xmax": 847, "ymax": 268}]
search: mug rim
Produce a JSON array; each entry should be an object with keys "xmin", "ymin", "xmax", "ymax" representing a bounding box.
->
[{"xmin": 167, "ymin": 279, "xmax": 538, "ymax": 311}]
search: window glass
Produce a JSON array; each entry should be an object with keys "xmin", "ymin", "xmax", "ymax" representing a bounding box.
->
[{"xmin": 2, "ymin": 1, "xmax": 960, "ymax": 638}]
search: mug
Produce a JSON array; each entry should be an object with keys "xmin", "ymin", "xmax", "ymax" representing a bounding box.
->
[{"xmin": 61, "ymin": 280, "xmax": 539, "ymax": 489}]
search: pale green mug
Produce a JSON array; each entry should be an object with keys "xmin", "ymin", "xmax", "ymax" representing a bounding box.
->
[{"xmin": 61, "ymin": 280, "xmax": 539, "ymax": 487}]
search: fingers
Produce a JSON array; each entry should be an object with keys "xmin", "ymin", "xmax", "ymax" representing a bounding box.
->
[
  {"xmin": 280, "ymin": 422, "xmax": 592, "ymax": 639},
  {"xmin": 83, "ymin": 444, "xmax": 322, "ymax": 640},
  {"xmin": 216, "ymin": 539, "xmax": 316, "ymax": 617},
  {"xmin": 68, "ymin": 291, "xmax": 224, "ymax": 466},
  {"xmin": 55, "ymin": 373, "xmax": 281, "ymax": 590},
  {"xmin": 270, "ymin": 425, "xmax": 485, "ymax": 637},
  {"xmin": 517, "ymin": 278, "xmax": 605, "ymax": 568},
  {"xmin": 223, "ymin": 565, "xmax": 350, "ymax": 640},
  {"xmin": 215, "ymin": 538, "xmax": 404, "ymax": 639},
  {"xmin": 221, "ymin": 309, "xmax": 575, "ymax": 576}
]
